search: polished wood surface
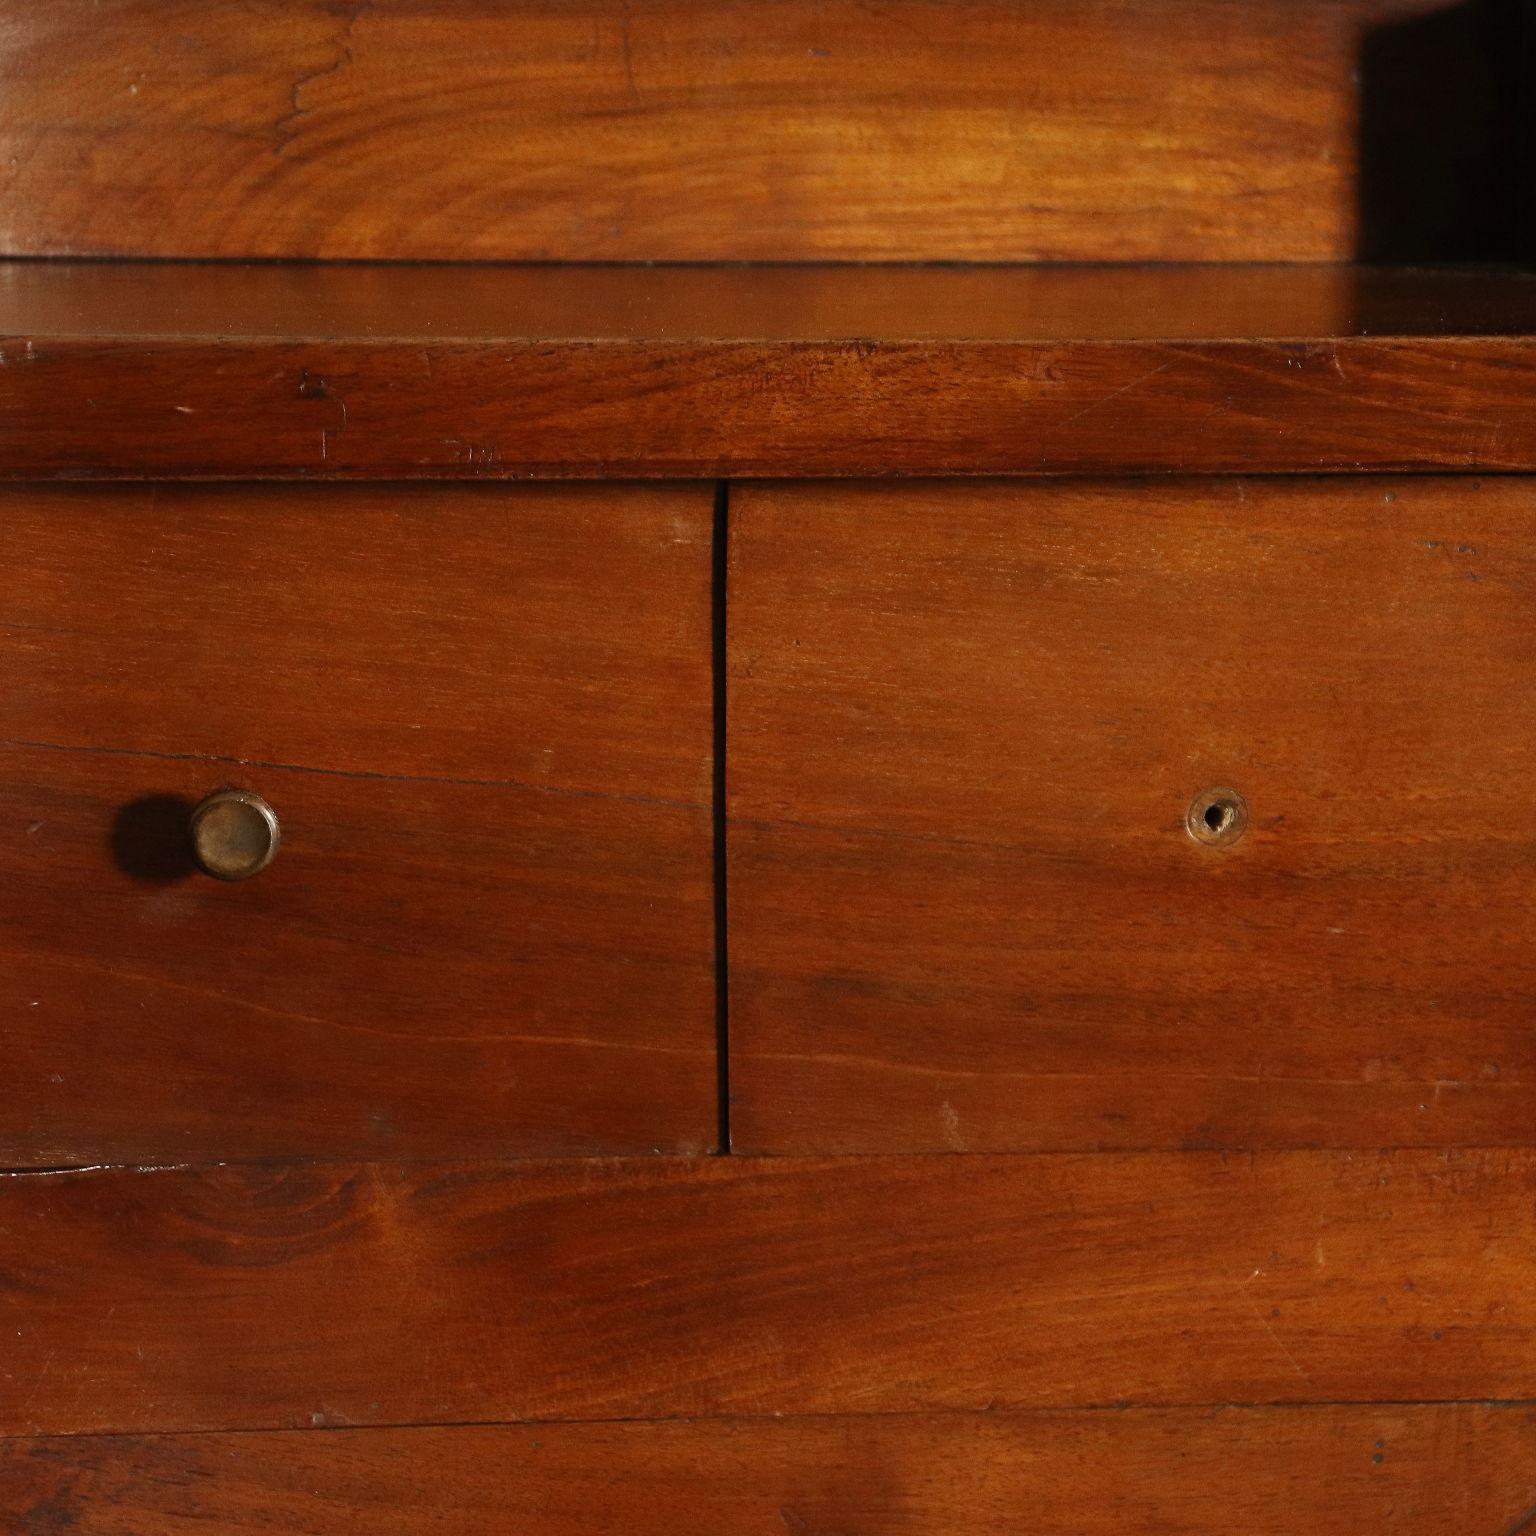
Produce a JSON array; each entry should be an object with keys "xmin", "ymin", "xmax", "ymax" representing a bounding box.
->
[
  {"xmin": 13, "ymin": 261, "xmax": 1536, "ymax": 342},
  {"xmin": 7, "ymin": 0, "xmax": 1534, "ymax": 1524},
  {"xmin": 0, "ymin": 0, "xmax": 1489, "ymax": 263},
  {"xmin": 730, "ymin": 477, "xmax": 1536, "ymax": 1154},
  {"xmin": 2, "ymin": 1150, "xmax": 1531, "ymax": 1435},
  {"xmin": 0, "ymin": 483, "xmax": 715, "ymax": 1163},
  {"xmin": 9, "ymin": 263, "xmax": 1536, "ymax": 478},
  {"xmin": 9, "ymin": 1405, "xmax": 1536, "ymax": 1535},
  {"xmin": 0, "ymin": 483, "xmax": 709, "ymax": 794}
]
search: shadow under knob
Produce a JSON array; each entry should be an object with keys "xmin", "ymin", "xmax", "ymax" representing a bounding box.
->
[{"xmin": 189, "ymin": 789, "xmax": 280, "ymax": 881}]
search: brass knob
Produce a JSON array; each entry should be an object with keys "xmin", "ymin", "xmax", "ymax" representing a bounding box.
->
[{"xmin": 189, "ymin": 790, "xmax": 280, "ymax": 881}]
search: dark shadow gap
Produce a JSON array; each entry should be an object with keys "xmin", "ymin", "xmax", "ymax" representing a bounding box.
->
[
  {"xmin": 712, "ymin": 479, "xmax": 731, "ymax": 1154},
  {"xmin": 1356, "ymin": 0, "xmax": 1528, "ymax": 264}
]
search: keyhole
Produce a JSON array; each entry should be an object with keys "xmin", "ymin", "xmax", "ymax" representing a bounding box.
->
[{"xmin": 1188, "ymin": 787, "xmax": 1248, "ymax": 847}]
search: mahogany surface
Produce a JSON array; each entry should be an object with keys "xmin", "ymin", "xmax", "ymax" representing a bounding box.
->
[
  {"xmin": 8, "ymin": 1406, "xmax": 1536, "ymax": 1535},
  {"xmin": 730, "ymin": 476, "xmax": 1536, "ymax": 1154},
  {"xmin": 0, "ymin": 1150, "xmax": 1530, "ymax": 1436},
  {"xmin": 0, "ymin": 483, "xmax": 716, "ymax": 1164},
  {"xmin": 9, "ymin": 263, "xmax": 1536, "ymax": 479},
  {"xmin": 0, "ymin": 0, "xmax": 1489, "ymax": 264},
  {"xmin": 5, "ymin": 0, "xmax": 1535, "ymax": 1519}
]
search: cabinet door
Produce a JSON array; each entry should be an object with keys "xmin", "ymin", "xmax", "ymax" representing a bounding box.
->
[
  {"xmin": 729, "ymin": 478, "xmax": 1536, "ymax": 1153},
  {"xmin": 0, "ymin": 483, "xmax": 715, "ymax": 1162}
]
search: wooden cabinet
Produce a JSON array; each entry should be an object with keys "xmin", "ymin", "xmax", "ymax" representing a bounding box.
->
[
  {"xmin": 729, "ymin": 477, "xmax": 1536, "ymax": 1153},
  {"xmin": 7, "ymin": 0, "xmax": 1536, "ymax": 1524},
  {"xmin": 0, "ymin": 483, "xmax": 716, "ymax": 1163}
]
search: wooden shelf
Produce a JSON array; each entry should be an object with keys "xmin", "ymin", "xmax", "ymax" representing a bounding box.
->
[{"xmin": 4, "ymin": 262, "xmax": 1536, "ymax": 479}]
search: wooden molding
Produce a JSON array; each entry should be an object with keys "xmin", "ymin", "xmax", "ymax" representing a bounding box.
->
[{"xmin": 6, "ymin": 263, "xmax": 1536, "ymax": 478}]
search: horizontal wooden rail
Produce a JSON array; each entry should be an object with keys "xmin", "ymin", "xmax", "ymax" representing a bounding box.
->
[
  {"xmin": 2, "ymin": 1150, "xmax": 1532, "ymax": 1436},
  {"xmin": 6, "ymin": 263, "xmax": 1536, "ymax": 478}
]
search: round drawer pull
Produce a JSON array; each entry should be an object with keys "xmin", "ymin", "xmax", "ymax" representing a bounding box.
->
[{"xmin": 189, "ymin": 790, "xmax": 281, "ymax": 881}]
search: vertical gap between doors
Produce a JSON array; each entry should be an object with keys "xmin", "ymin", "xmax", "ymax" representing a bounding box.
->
[{"xmin": 712, "ymin": 479, "xmax": 731, "ymax": 1154}]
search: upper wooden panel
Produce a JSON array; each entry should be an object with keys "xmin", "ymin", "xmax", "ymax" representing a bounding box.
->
[
  {"xmin": 0, "ymin": 483, "xmax": 715, "ymax": 1164},
  {"xmin": 2, "ymin": 1150, "xmax": 1532, "ymax": 1435},
  {"xmin": 0, "ymin": 0, "xmax": 1516, "ymax": 262},
  {"xmin": 730, "ymin": 477, "xmax": 1536, "ymax": 1154},
  {"xmin": 9, "ymin": 262, "xmax": 1536, "ymax": 478}
]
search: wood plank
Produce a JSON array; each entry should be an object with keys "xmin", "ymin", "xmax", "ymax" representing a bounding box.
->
[
  {"xmin": 1, "ymin": 1150, "xmax": 1533, "ymax": 1435},
  {"xmin": 0, "ymin": 0, "xmax": 1506, "ymax": 264},
  {"xmin": 0, "ymin": 483, "xmax": 715, "ymax": 1163},
  {"xmin": 729, "ymin": 477, "xmax": 1536, "ymax": 1154},
  {"xmin": 9, "ymin": 263, "xmax": 1536, "ymax": 478},
  {"xmin": 7, "ymin": 1406, "xmax": 1536, "ymax": 1534}
]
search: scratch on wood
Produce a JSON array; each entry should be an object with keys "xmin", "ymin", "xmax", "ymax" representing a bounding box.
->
[
  {"xmin": 939, "ymin": 1099, "xmax": 967, "ymax": 1150},
  {"xmin": 1230, "ymin": 1274, "xmax": 1314, "ymax": 1388},
  {"xmin": 0, "ymin": 734, "xmax": 704, "ymax": 811},
  {"xmin": 1057, "ymin": 358, "xmax": 1175, "ymax": 427},
  {"xmin": 0, "ymin": 1161, "xmax": 208, "ymax": 1178}
]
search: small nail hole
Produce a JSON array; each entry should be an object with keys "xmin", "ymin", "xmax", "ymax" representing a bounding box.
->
[{"xmin": 1188, "ymin": 787, "xmax": 1248, "ymax": 847}]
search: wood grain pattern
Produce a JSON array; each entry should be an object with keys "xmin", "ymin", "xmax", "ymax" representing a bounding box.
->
[
  {"xmin": 0, "ymin": 0, "xmax": 1488, "ymax": 263},
  {"xmin": 730, "ymin": 477, "xmax": 1536, "ymax": 1154},
  {"xmin": 15, "ymin": 331, "xmax": 1536, "ymax": 480},
  {"xmin": 8, "ymin": 1405, "xmax": 1536, "ymax": 1535},
  {"xmin": 8, "ymin": 261, "xmax": 1536, "ymax": 481},
  {"xmin": 0, "ymin": 483, "xmax": 709, "ymax": 795},
  {"xmin": 1, "ymin": 1150, "xmax": 1532, "ymax": 1435},
  {"xmin": 0, "ymin": 483, "xmax": 715, "ymax": 1164}
]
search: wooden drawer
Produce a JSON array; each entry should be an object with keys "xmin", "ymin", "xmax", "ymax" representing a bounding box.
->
[
  {"xmin": 0, "ymin": 483, "xmax": 715, "ymax": 1163},
  {"xmin": 729, "ymin": 477, "xmax": 1536, "ymax": 1153}
]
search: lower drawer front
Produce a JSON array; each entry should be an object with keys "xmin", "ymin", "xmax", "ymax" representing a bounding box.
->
[
  {"xmin": 13, "ymin": 1407, "xmax": 1535, "ymax": 1536},
  {"xmin": 729, "ymin": 477, "xmax": 1536, "ymax": 1153},
  {"xmin": 2, "ymin": 1151, "xmax": 1529, "ymax": 1436},
  {"xmin": 0, "ymin": 483, "xmax": 716, "ymax": 1162}
]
